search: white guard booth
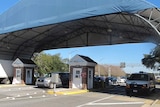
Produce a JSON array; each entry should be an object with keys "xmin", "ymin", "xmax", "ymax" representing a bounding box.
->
[
  {"xmin": 69, "ymin": 54, "xmax": 97, "ymax": 89},
  {"xmin": 12, "ymin": 58, "xmax": 36, "ymax": 85}
]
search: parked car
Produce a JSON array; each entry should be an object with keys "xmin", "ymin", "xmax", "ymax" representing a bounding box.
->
[
  {"xmin": 125, "ymin": 71, "xmax": 156, "ymax": 95},
  {"xmin": 117, "ymin": 76, "xmax": 126, "ymax": 85},
  {"xmin": 36, "ymin": 72, "xmax": 69, "ymax": 89},
  {"xmin": 107, "ymin": 77, "xmax": 117, "ymax": 85},
  {"xmin": 94, "ymin": 76, "xmax": 105, "ymax": 88},
  {"xmin": 155, "ymin": 76, "xmax": 160, "ymax": 84}
]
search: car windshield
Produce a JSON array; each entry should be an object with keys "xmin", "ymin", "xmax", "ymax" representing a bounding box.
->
[
  {"xmin": 44, "ymin": 73, "xmax": 51, "ymax": 77},
  {"xmin": 121, "ymin": 77, "xmax": 126, "ymax": 79},
  {"xmin": 129, "ymin": 74, "xmax": 148, "ymax": 81}
]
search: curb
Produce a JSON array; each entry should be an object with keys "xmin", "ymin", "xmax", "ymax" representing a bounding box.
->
[
  {"xmin": 0, "ymin": 84, "xmax": 26, "ymax": 88},
  {"xmin": 47, "ymin": 89, "xmax": 89, "ymax": 95}
]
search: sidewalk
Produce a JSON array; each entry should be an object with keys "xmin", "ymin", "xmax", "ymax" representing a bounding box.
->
[{"xmin": 47, "ymin": 85, "xmax": 114, "ymax": 95}]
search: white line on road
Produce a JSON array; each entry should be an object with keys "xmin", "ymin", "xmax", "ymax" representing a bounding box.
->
[
  {"xmin": 151, "ymin": 99, "xmax": 159, "ymax": 107},
  {"xmin": 0, "ymin": 95, "xmax": 49, "ymax": 102},
  {"xmin": 86, "ymin": 102, "xmax": 144, "ymax": 106},
  {"xmin": 76, "ymin": 95, "xmax": 115, "ymax": 107},
  {"xmin": 77, "ymin": 95, "xmax": 144, "ymax": 107},
  {"xmin": 88, "ymin": 95, "xmax": 115, "ymax": 103}
]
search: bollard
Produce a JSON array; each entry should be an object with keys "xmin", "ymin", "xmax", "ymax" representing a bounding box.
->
[{"xmin": 53, "ymin": 84, "xmax": 57, "ymax": 96}]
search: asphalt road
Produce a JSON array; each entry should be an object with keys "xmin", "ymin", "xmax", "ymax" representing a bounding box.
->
[{"xmin": 0, "ymin": 85, "xmax": 159, "ymax": 107}]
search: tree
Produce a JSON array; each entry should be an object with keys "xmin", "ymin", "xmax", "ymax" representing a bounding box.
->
[
  {"xmin": 142, "ymin": 45, "xmax": 160, "ymax": 69},
  {"xmin": 33, "ymin": 52, "xmax": 69, "ymax": 75}
]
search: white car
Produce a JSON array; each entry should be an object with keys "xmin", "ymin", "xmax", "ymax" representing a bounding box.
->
[
  {"xmin": 117, "ymin": 76, "xmax": 126, "ymax": 85},
  {"xmin": 36, "ymin": 72, "xmax": 69, "ymax": 88}
]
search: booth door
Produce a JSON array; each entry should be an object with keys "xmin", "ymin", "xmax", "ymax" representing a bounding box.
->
[
  {"xmin": 16, "ymin": 68, "xmax": 22, "ymax": 83},
  {"xmin": 72, "ymin": 68, "xmax": 82, "ymax": 89},
  {"xmin": 88, "ymin": 68, "xmax": 93, "ymax": 89},
  {"xmin": 25, "ymin": 69, "xmax": 32, "ymax": 84}
]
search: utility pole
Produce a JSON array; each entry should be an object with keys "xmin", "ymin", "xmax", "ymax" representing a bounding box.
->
[
  {"xmin": 98, "ymin": 58, "xmax": 103, "ymax": 77},
  {"xmin": 108, "ymin": 65, "xmax": 111, "ymax": 77},
  {"xmin": 68, "ymin": 50, "xmax": 77, "ymax": 72}
]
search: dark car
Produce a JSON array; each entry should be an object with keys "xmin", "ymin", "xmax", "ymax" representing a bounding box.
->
[
  {"xmin": 109, "ymin": 77, "xmax": 117, "ymax": 85},
  {"xmin": 94, "ymin": 76, "xmax": 105, "ymax": 88}
]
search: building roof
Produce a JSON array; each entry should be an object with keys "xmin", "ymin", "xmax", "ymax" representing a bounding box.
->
[
  {"xmin": 78, "ymin": 55, "xmax": 97, "ymax": 64},
  {"xmin": 20, "ymin": 58, "xmax": 35, "ymax": 65},
  {"xmin": 69, "ymin": 54, "xmax": 97, "ymax": 66},
  {"xmin": 0, "ymin": 0, "xmax": 159, "ymax": 60},
  {"xmin": 12, "ymin": 58, "xmax": 36, "ymax": 67}
]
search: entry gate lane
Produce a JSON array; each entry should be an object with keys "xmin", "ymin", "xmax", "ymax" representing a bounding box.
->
[
  {"xmin": 0, "ymin": 85, "xmax": 159, "ymax": 107},
  {"xmin": 0, "ymin": 91, "xmax": 155, "ymax": 107}
]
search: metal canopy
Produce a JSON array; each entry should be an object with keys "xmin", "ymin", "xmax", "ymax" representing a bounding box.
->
[{"xmin": 0, "ymin": 0, "xmax": 160, "ymax": 60}]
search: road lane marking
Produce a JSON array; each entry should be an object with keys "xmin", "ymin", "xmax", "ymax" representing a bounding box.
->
[
  {"xmin": 77, "ymin": 95, "xmax": 144, "ymax": 107},
  {"xmin": 0, "ymin": 95, "xmax": 50, "ymax": 102},
  {"xmin": 88, "ymin": 95, "xmax": 115, "ymax": 103},
  {"xmin": 86, "ymin": 102, "xmax": 144, "ymax": 106},
  {"xmin": 76, "ymin": 95, "xmax": 115, "ymax": 107},
  {"xmin": 42, "ymin": 95, "xmax": 46, "ymax": 97},
  {"xmin": 151, "ymin": 99, "xmax": 159, "ymax": 107},
  {"xmin": 29, "ymin": 96, "xmax": 33, "ymax": 98},
  {"xmin": 0, "ymin": 90, "xmax": 49, "ymax": 102}
]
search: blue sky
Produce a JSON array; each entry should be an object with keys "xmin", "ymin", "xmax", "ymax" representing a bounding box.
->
[
  {"xmin": 45, "ymin": 43, "xmax": 156, "ymax": 64},
  {"xmin": 0, "ymin": 0, "xmax": 160, "ymax": 73}
]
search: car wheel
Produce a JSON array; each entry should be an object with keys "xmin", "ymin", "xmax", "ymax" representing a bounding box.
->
[
  {"xmin": 146, "ymin": 88, "xmax": 151, "ymax": 95},
  {"xmin": 152, "ymin": 86, "xmax": 156, "ymax": 93},
  {"xmin": 49, "ymin": 83, "xmax": 54, "ymax": 89},
  {"xmin": 125, "ymin": 90, "xmax": 130, "ymax": 96}
]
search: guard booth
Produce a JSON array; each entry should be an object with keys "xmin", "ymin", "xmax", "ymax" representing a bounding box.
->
[
  {"xmin": 69, "ymin": 55, "xmax": 97, "ymax": 89},
  {"xmin": 12, "ymin": 58, "xmax": 36, "ymax": 85}
]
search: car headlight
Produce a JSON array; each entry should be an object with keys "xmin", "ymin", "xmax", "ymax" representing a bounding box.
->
[
  {"xmin": 44, "ymin": 79, "xmax": 50, "ymax": 82},
  {"xmin": 142, "ymin": 84, "xmax": 147, "ymax": 88}
]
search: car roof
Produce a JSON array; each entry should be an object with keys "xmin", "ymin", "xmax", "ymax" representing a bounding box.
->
[{"xmin": 131, "ymin": 71, "xmax": 153, "ymax": 75}]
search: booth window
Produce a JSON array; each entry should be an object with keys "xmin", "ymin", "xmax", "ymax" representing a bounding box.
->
[
  {"xmin": 75, "ymin": 70, "xmax": 80, "ymax": 78},
  {"xmin": 89, "ymin": 70, "xmax": 91, "ymax": 78}
]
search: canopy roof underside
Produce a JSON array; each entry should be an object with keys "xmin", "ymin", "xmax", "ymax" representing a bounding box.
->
[{"xmin": 0, "ymin": 0, "xmax": 160, "ymax": 60}]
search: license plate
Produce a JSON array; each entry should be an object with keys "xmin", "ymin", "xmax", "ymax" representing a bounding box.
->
[
  {"xmin": 133, "ymin": 90, "xmax": 137, "ymax": 93},
  {"xmin": 134, "ymin": 85, "xmax": 137, "ymax": 87}
]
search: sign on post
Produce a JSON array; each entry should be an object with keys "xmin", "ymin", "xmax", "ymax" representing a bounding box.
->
[{"xmin": 120, "ymin": 62, "xmax": 125, "ymax": 68}]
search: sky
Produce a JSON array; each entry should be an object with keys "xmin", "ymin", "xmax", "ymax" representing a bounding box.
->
[{"xmin": 0, "ymin": 0, "xmax": 160, "ymax": 74}]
